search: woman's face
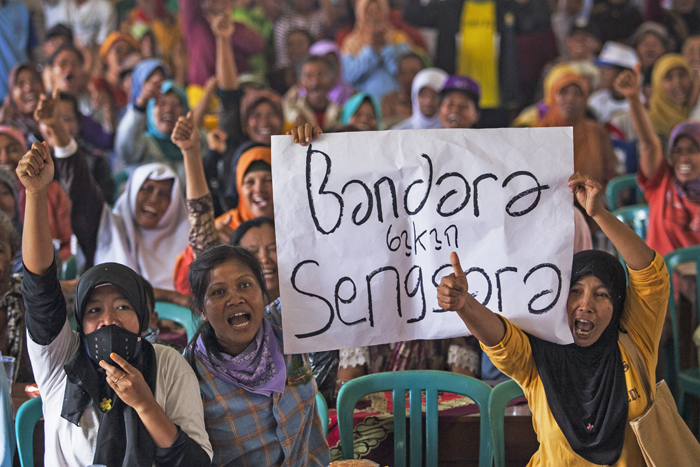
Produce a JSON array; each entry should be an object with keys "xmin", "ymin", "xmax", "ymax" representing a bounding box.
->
[
  {"xmin": 0, "ymin": 135, "xmax": 24, "ymax": 172},
  {"xmin": 554, "ymin": 83, "xmax": 586, "ymax": 122},
  {"xmin": 11, "ymin": 69, "xmax": 43, "ymax": 115},
  {"xmin": 134, "ymin": 178, "xmax": 174, "ymax": 230},
  {"xmin": 201, "ymin": 260, "xmax": 266, "ymax": 356},
  {"xmin": 672, "ymin": 135, "xmax": 700, "ymax": 182},
  {"xmin": 0, "ymin": 183, "xmax": 15, "ymax": 220},
  {"xmin": 662, "ymin": 66, "xmax": 692, "ymax": 106},
  {"xmin": 52, "ymin": 49, "xmax": 85, "ymax": 95},
  {"xmin": 106, "ymin": 40, "xmax": 136, "ymax": 75},
  {"xmin": 153, "ymin": 90, "xmax": 185, "ymax": 135},
  {"xmin": 566, "ymin": 275, "xmax": 614, "ymax": 347},
  {"xmin": 241, "ymin": 170, "xmax": 274, "ymax": 218},
  {"xmin": 246, "ymin": 101, "xmax": 283, "ymax": 145},
  {"xmin": 239, "ymin": 224, "xmax": 278, "ymax": 300},
  {"xmin": 439, "ymin": 91, "xmax": 480, "ymax": 129},
  {"xmin": 349, "ymin": 100, "xmax": 377, "ymax": 131},
  {"xmin": 418, "ymin": 87, "xmax": 439, "ymax": 118},
  {"xmin": 364, "ymin": 1, "xmax": 386, "ymax": 39},
  {"xmin": 82, "ymin": 284, "xmax": 141, "ymax": 335},
  {"xmin": 636, "ymin": 33, "xmax": 666, "ymax": 69}
]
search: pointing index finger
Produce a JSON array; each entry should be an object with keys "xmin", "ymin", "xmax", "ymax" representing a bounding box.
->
[{"xmin": 450, "ymin": 251, "xmax": 465, "ymax": 278}]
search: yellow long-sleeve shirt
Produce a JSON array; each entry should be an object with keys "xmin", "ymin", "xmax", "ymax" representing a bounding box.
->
[{"xmin": 483, "ymin": 253, "xmax": 669, "ymax": 466}]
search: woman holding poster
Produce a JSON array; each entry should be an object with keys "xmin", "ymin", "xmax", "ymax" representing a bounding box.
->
[{"xmin": 438, "ymin": 172, "xmax": 669, "ymax": 466}]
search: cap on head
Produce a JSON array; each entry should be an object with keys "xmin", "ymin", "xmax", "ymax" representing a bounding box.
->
[
  {"xmin": 440, "ymin": 75, "xmax": 481, "ymax": 107},
  {"xmin": 595, "ymin": 42, "xmax": 639, "ymax": 70}
]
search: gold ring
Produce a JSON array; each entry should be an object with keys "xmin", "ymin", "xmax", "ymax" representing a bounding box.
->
[{"xmin": 117, "ymin": 375, "xmax": 126, "ymax": 382}]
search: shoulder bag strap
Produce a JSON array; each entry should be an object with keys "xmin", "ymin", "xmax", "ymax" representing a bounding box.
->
[{"xmin": 618, "ymin": 331, "xmax": 654, "ymax": 404}]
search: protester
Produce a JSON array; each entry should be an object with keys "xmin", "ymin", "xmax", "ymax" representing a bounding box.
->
[
  {"xmin": 438, "ymin": 75, "xmax": 481, "ymax": 129},
  {"xmin": 631, "ymin": 22, "xmax": 674, "ymax": 77},
  {"xmin": 438, "ymin": 172, "xmax": 668, "ymax": 466},
  {"xmin": 0, "ymin": 0, "xmax": 38, "ymax": 102},
  {"xmin": 588, "ymin": 42, "xmax": 639, "ymax": 124},
  {"xmin": 44, "ymin": 0, "xmax": 117, "ymax": 48},
  {"xmin": 0, "ymin": 169, "xmax": 22, "ymax": 273},
  {"xmin": 272, "ymin": 0, "xmax": 335, "ymax": 71},
  {"xmin": 392, "ymin": 67, "xmax": 448, "ymax": 130},
  {"xmin": 19, "ymin": 139, "xmax": 212, "ymax": 465},
  {"xmin": 0, "ymin": 63, "xmax": 44, "ymax": 145},
  {"xmin": 309, "ymin": 40, "xmax": 355, "ymax": 107},
  {"xmin": 341, "ymin": 92, "xmax": 381, "ymax": 131},
  {"xmin": 381, "ymin": 52, "xmax": 423, "ymax": 129}
]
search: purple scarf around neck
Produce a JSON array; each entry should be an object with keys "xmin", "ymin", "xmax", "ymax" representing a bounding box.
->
[
  {"xmin": 673, "ymin": 176, "xmax": 700, "ymax": 204},
  {"xmin": 195, "ymin": 317, "xmax": 286, "ymax": 396}
]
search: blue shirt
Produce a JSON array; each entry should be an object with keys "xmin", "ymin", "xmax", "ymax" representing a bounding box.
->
[
  {"xmin": 0, "ymin": 1, "xmax": 37, "ymax": 101},
  {"xmin": 342, "ymin": 43, "xmax": 412, "ymax": 102}
]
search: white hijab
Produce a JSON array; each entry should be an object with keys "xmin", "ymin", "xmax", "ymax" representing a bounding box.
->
[
  {"xmin": 392, "ymin": 68, "xmax": 448, "ymax": 130},
  {"xmin": 94, "ymin": 163, "xmax": 189, "ymax": 290}
]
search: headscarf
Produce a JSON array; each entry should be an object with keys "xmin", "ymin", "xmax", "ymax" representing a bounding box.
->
[
  {"xmin": 342, "ymin": 0, "xmax": 407, "ymax": 56},
  {"xmin": 649, "ymin": 54, "xmax": 691, "ymax": 138},
  {"xmin": 669, "ymin": 121, "xmax": 700, "ymax": 201},
  {"xmin": 0, "ymin": 168, "xmax": 20, "ymax": 233},
  {"xmin": 216, "ymin": 147, "xmax": 272, "ymax": 232},
  {"xmin": 193, "ymin": 317, "xmax": 286, "ymax": 396},
  {"xmin": 95, "ymin": 163, "xmax": 189, "ymax": 290},
  {"xmin": 309, "ymin": 40, "xmax": 355, "ymax": 106},
  {"xmin": 1, "ymin": 64, "xmax": 42, "ymax": 141},
  {"xmin": 393, "ymin": 68, "xmax": 448, "ymax": 130},
  {"xmin": 0, "ymin": 125, "xmax": 27, "ymax": 154},
  {"xmin": 528, "ymin": 250, "xmax": 628, "ymax": 465},
  {"xmin": 99, "ymin": 32, "xmax": 139, "ymax": 61},
  {"xmin": 146, "ymin": 80, "xmax": 189, "ymax": 161},
  {"xmin": 341, "ymin": 92, "xmax": 382, "ymax": 129},
  {"xmin": 240, "ymin": 88, "xmax": 283, "ymax": 130},
  {"xmin": 129, "ymin": 58, "xmax": 171, "ymax": 106},
  {"xmin": 62, "ymin": 263, "xmax": 157, "ymax": 467}
]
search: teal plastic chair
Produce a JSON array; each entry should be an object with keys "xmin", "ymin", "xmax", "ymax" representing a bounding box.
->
[
  {"xmin": 489, "ymin": 380, "xmax": 525, "ymax": 467},
  {"xmin": 606, "ymin": 174, "xmax": 644, "ymax": 212},
  {"xmin": 154, "ymin": 301, "xmax": 202, "ymax": 342},
  {"xmin": 663, "ymin": 246, "xmax": 700, "ymax": 437},
  {"xmin": 15, "ymin": 396, "xmax": 42, "ymax": 467},
  {"xmin": 315, "ymin": 391, "xmax": 329, "ymax": 438},
  {"xmin": 614, "ymin": 204, "xmax": 649, "ymax": 241},
  {"xmin": 58, "ymin": 255, "xmax": 77, "ymax": 281},
  {"xmin": 336, "ymin": 371, "xmax": 493, "ymax": 467}
]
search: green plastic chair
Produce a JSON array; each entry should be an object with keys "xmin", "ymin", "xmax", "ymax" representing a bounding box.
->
[
  {"xmin": 336, "ymin": 370, "xmax": 493, "ymax": 467},
  {"xmin": 489, "ymin": 380, "xmax": 525, "ymax": 467},
  {"xmin": 154, "ymin": 301, "xmax": 202, "ymax": 342},
  {"xmin": 58, "ymin": 255, "xmax": 78, "ymax": 281},
  {"xmin": 606, "ymin": 174, "xmax": 644, "ymax": 212},
  {"xmin": 663, "ymin": 246, "xmax": 700, "ymax": 437},
  {"xmin": 614, "ymin": 204, "xmax": 649, "ymax": 241},
  {"xmin": 15, "ymin": 396, "xmax": 42, "ymax": 467},
  {"xmin": 315, "ymin": 391, "xmax": 329, "ymax": 438}
]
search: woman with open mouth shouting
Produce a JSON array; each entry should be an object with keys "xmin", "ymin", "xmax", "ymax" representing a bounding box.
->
[
  {"xmin": 33, "ymin": 89, "xmax": 193, "ymax": 307},
  {"xmin": 437, "ymin": 172, "xmax": 669, "ymax": 466},
  {"xmin": 18, "ymin": 140, "xmax": 212, "ymax": 467}
]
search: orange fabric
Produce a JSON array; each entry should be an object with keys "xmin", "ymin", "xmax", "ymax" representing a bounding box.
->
[
  {"xmin": 538, "ymin": 72, "xmax": 617, "ymax": 185},
  {"xmin": 173, "ymin": 147, "xmax": 272, "ymax": 294},
  {"xmin": 98, "ymin": 32, "xmax": 140, "ymax": 61}
]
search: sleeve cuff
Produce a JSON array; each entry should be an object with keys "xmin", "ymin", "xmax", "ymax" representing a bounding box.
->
[{"xmin": 53, "ymin": 139, "xmax": 79, "ymax": 159}]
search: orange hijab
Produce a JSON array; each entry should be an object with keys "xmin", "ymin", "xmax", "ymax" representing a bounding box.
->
[
  {"xmin": 173, "ymin": 147, "xmax": 272, "ymax": 295},
  {"xmin": 539, "ymin": 72, "xmax": 615, "ymax": 185}
]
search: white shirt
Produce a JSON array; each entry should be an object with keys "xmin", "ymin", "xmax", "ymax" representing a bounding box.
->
[
  {"xmin": 588, "ymin": 89, "xmax": 630, "ymax": 124},
  {"xmin": 44, "ymin": 0, "xmax": 115, "ymax": 47},
  {"xmin": 28, "ymin": 322, "xmax": 213, "ymax": 467}
]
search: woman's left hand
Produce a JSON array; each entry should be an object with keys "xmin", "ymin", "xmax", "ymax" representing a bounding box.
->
[
  {"xmin": 101, "ymin": 353, "xmax": 156, "ymax": 413},
  {"xmin": 568, "ymin": 172, "xmax": 605, "ymax": 218}
]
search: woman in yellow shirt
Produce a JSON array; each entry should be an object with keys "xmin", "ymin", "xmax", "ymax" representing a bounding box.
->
[{"xmin": 438, "ymin": 172, "xmax": 670, "ymax": 466}]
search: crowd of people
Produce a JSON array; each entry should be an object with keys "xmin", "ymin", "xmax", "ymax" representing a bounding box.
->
[{"xmin": 0, "ymin": 0, "xmax": 698, "ymax": 465}]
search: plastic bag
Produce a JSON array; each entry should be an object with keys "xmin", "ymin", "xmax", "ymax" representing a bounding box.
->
[{"xmin": 309, "ymin": 350, "xmax": 339, "ymax": 406}]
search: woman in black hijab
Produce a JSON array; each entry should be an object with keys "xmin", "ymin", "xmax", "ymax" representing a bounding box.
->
[
  {"xmin": 18, "ymin": 141, "xmax": 213, "ymax": 466},
  {"xmin": 438, "ymin": 172, "xmax": 669, "ymax": 466}
]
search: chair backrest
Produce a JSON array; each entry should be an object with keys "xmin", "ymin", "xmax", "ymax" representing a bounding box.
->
[
  {"xmin": 336, "ymin": 371, "xmax": 493, "ymax": 467},
  {"xmin": 611, "ymin": 138, "xmax": 639, "ymax": 174},
  {"xmin": 154, "ymin": 301, "xmax": 202, "ymax": 343},
  {"xmin": 606, "ymin": 174, "xmax": 643, "ymax": 212},
  {"xmin": 15, "ymin": 396, "xmax": 42, "ymax": 467},
  {"xmin": 315, "ymin": 392, "xmax": 329, "ymax": 438},
  {"xmin": 58, "ymin": 255, "xmax": 77, "ymax": 281},
  {"xmin": 663, "ymin": 246, "xmax": 700, "ymax": 397},
  {"xmin": 614, "ymin": 204, "xmax": 649, "ymax": 240},
  {"xmin": 489, "ymin": 380, "xmax": 525, "ymax": 467}
]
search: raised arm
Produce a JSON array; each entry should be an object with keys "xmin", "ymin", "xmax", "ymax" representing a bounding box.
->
[
  {"xmin": 437, "ymin": 252, "xmax": 506, "ymax": 347},
  {"xmin": 212, "ymin": 13, "xmax": 239, "ymax": 91},
  {"xmin": 613, "ymin": 66, "xmax": 663, "ymax": 179},
  {"xmin": 569, "ymin": 172, "xmax": 655, "ymax": 270}
]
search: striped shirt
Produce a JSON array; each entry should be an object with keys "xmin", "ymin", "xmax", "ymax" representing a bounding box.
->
[{"xmin": 193, "ymin": 301, "xmax": 330, "ymax": 466}]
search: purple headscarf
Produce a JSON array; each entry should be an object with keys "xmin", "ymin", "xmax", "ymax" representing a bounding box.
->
[
  {"xmin": 194, "ymin": 317, "xmax": 286, "ymax": 396},
  {"xmin": 308, "ymin": 40, "xmax": 355, "ymax": 106}
]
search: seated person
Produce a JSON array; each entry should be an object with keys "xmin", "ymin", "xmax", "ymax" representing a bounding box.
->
[
  {"xmin": 341, "ymin": 92, "xmax": 381, "ymax": 131},
  {"xmin": 0, "ymin": 63, "xmax": 44, "ymax": 145},
  {"xmin": 438, "ymin": 75, "xmax": 482, "ymax": 130},
  {"xmin": 392, "ymin": 67, "xmax": 448, "ymax": 130},
  {"xmin": 309, "ymin": 40, "xmax": 355, "ymax": 107},
  {"xmin": 18, "ymin": 139, "xmax": 212, "ymax": 466},
  {"xmin": 588, "ymin": 42, "xmax": 639, "ymax": 124},
  {"xmin": 0, "ymin": 169, "xmax": 23, "ymax": 272},
  {"xmin": 95, "ymin": 32, "xmax": 140, "ymax": 112},
  {"xmin": 381, "ymin": 52, "xmax": 423, "ymax": 129},
  {"xmin": 34, "ymin": 90, "xmax": 191, "ymax": 306}
]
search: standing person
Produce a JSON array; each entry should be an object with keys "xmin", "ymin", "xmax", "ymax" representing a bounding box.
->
[
  {"xmin": 438, "ymin": 172, "xmax": 668, "ymax": 466},
  {"xmin": 0, "ymin": 0, "xmax": 37, "ymax": 102},
  {"xmin": 392, "ymin": 67, "xmax": 448, "ymax": 130},
  {"xmin": 18, "ymin": 140, "xmax": 212, "ymax": 466},
  {"xmin": 44, "ymin": 0, "xmax": 116, "ymax": 49},
  {"xmin": 341, "ymin": 0, "xmax": 412, "ymax": 102}
]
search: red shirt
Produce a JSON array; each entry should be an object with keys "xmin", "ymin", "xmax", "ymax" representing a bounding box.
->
[{"xmin": 639, "ymin": 159, "xmax": 700, "ymax": 257}]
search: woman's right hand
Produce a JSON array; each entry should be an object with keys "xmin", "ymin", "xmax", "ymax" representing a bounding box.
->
[
  {"xmin": 568, "ymin": 172, "xmax": 605, "ymax": 218},
  {"xmin": 135, "ymin": 78, "xmax": 162, "ymax": 109},
  {"xmin": 171, "ymin": 111, "xmax": 201, "ymax": 153},
  {"xmin": 209, "ymin": 13, "xmax": 235, "ymax": 38},
  {"xmin": 16, "ymin": 141, "xmax": 54, "ymax": 194},
  {"xmin": 215, "ymin": 214, "xmax": 235, "ymax": 243},
  {"xmin": 287, "ymin": 123, "xmax": 322, "ymax": 146},
  {"xmin": 613, "ymin": 64, "xmax": 642, "ymax": 100},
  {"xmin": 437, "ymin": 252, "xmax": 469, "ymax": 313}
]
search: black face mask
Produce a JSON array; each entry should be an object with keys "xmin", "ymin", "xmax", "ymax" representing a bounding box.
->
[{"xmin": 83, "ymin": 324, "xmax": 141, "ymax": 366}]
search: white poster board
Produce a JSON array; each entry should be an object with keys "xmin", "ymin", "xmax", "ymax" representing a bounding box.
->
[{"xmin": 272, "ymin": 128, "xmax": 575, "ymax": 354}]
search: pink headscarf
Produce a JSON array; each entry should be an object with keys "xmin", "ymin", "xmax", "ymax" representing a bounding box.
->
[{"xmin": 0, "ymin": 126, "xmax": 28, "ymax": 153}]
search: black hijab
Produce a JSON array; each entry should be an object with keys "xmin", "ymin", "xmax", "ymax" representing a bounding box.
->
[
  {"xmin": 61, "ymin": 263, "xmax": 157, "ymax": 467},
  {"xmin": 528, "ymin": 250, "xmax": 629, "ymax": 465}
]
